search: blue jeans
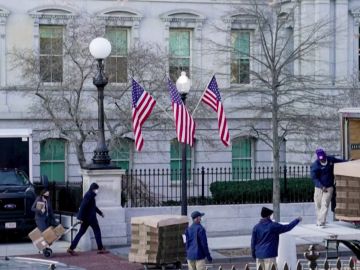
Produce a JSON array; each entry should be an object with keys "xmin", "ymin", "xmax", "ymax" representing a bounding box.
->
[{"xmin": 70, "ymin": 221, "xmax": 103, "ymax": 250}]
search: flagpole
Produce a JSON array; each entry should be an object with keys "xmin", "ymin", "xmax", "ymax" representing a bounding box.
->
[
  {"xmin": 155, "ymin": 102, "xmax": 174, "ymax": 120},
  {"xmin": 191, "ymin": 74, "xmax": 216, "ymax": 117}
]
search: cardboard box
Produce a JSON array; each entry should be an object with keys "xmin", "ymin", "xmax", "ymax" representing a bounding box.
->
[
  {"xmin": 42, "ymin": 226, "xmax": 57, "ymax": 244},
  {"xmin": 36, "ymin": 201, "xmax": 45, "ymax": 210},
  {"xmin": 53, "ymin": 224, "xmax": 65, "ymax": 237},
  {"xmin": 33, "ymin": 236, "xmax": 48, "ymax": 250},
  {"xmin": 129, "ymin": 215, "xmax": 187, "ymax": 264},
  {"xmin": 28, "ymin": 227, "xmax": 42, "ymax": 242}
]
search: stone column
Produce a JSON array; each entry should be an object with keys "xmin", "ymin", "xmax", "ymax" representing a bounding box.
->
[
  {"xmin": 314, "ymin": 0, "xmax": 331, "ymax": 79},
  {"xmin": 77, "ymin": 168, "xmax": 127, "ymax": 251},
  {"xmin": 335, "ymin": 0, "xmax": 349, "ymax": 81}
]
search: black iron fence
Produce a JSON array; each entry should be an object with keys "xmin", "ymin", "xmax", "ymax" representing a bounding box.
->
[
  {"xmin": 122, "ymin": 165, "xmax": 313, "ymax": 208},
  {"xmin": 33, "ymin": 181, "xmax": 83, "ymax": 213},
  {"xmin": 32, "ymin": 166, "xmax": 313, "ymax": 210}
]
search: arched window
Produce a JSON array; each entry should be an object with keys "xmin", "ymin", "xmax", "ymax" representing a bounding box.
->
[
  {"xmin": 232, "ymin": 137, "xmax": 254, "ymax": 180},
  {"xmin": 170, "ymin": 139, "xmax": 192, "ymax": 181},
  {"xmin": 40, "ymin": 138, "xmax": 67, "ymax": 183},
  {"xmin": 28, "ymin": 6, "xmax": 76, "ymax": 83},
  {"xmin": 96, "ymin": 8, "xmax": 143, "ymax": 83},
  {"xmin": 160, "ymin": 10, "xmax": 206, "ymax": 81},
  {"xmin": 223, "ymin": 14, "xmax": 257, "ymax": 85}
]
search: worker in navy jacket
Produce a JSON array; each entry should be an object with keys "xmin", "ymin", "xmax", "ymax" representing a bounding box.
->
[
  {"xmin": 67, "ymin": 182, "xmax": 108, "ymax": 255},
  {"xmin": 185, "ymin": 211, "xmax": 212, "ymax": 270},
  {"xmin": 251, "ymin": 207, "xmax": 301, "ymax": 270},
  {"xmin": 310, "ymin": 148, "xmax": 344, "ymax": 226}
]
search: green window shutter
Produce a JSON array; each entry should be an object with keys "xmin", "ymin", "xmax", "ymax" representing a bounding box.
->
[
  {"xmin": 110, "ymin": 139, "xmax": 130, "ymax": 170},
  {"xmin": 169, "ymin": 30, "xmax": 190, "ymax": 57},
  {"xmin": 169, "ymin": 29, "xmax": 191, "ymax": 82},
  {"xmin": 232, "ymin": 137, "xmax": 252, "ymax": 180},
  {"xmin": 40, "ymin": 139, "xmax": 66, "ymax": 183},
  {"xmin": 231, "ymin": 31, "xmax": 250, "ymax": 84},
  {"xmin": 105, "ymin": 27, "xmax": 128, "ymax": 83},
  {"xmin": 106, "ymin": 27, "xmax": 128, "ymax": 56},
  {"xmin": 39, "ymin": 25, "xmax": 63, "ymax": 83},
  {"xmin": 170, "ymin": 139, "xmax": 191, "ymax": 181}
]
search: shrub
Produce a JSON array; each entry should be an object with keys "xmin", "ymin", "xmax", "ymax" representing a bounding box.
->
[{"xmin": 209, "ymin": 177, "xmax": 313, "ymax": 204}]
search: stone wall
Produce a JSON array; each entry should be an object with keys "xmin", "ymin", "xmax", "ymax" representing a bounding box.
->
[{"xmin": 124, "ymin": 202, "xmax": 331, "ymax": 243}]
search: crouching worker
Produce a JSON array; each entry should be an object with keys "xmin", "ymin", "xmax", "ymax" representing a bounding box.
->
[{"xmin": 31, "ymin": 189, "xmax": 57, "ymax": 232}]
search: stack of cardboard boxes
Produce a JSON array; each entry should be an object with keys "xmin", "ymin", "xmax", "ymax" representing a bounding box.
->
[
  {"xmin": 128, "ymin": 215, "xmax": 188, "ymax": 265},
  {"xmin": 28, "ymin": 224, "xmax": 66, "ymax": 250},
  {"xmin": 334, "ymin": 160, "xmax": 360, "ymax": 222}
]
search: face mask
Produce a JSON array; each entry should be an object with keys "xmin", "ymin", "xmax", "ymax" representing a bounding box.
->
[{"xmin": 94, "ymin": 189, "xmax": 99, "ymax": 194}]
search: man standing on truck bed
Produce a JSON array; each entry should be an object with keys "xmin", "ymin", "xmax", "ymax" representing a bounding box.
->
[{"xmin": 311, "ymin": 148, "xmax": 344, "ymax": 227}]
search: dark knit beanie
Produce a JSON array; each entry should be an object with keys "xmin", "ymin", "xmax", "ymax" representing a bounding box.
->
[{"xmin": 261, "ymin": 207, "xmax": 274, "ymax": 218}]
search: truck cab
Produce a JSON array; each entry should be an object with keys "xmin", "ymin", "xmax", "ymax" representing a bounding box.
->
[{"xmin": 0, "ymin": 129, "xmax": 36, "ymax": 233}]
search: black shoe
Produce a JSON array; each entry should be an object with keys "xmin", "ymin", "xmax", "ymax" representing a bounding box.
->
[
  {"xmin": 97, "ymin": 248, "xmax": 109, "ymax": 254},
  {"xmin": 67, "ymin": 248, "xmax": 77, "ymax": 256}
]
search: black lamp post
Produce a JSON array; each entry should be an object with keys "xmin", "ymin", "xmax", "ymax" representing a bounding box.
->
[
  {"xmin": 176, "ymin": 71, "xmax": 191, "ymax": 216},
  {"xmin": 88, "ymin": 37, "xmax": 112, "ymax": 169}
]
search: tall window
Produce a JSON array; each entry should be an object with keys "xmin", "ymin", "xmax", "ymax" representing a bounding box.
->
[
  {"xmin": 169, "ymin": 29, "xmax": 191, "ymax": 82},
  {"xmin": 285, "ymin": 27, "xmax": 294, "ymax": 75},
  {"xmin": 39, "ymin": 25, "xmax": 63, "ymax": 83},
  {"xmin": 105, "ymin": 27, "xmax": 128, "ymax": 83},
  {"xmin": 40, "ymin": 139, "xmax": 66, "ymax": 183},
  {"xmin": 170, "ymin": 139, "xmax": 191, "ymax": 181},
  {"xmin": 110, "ymin": 139, "xmax": 131, "ymax": 170},
  {"xmin": 232, "ymin": 137, "xmax": 252, "ymax": 180},
  {"xmin": 231, "ymin": 30, "xmax": 250, "ymax": 84}
]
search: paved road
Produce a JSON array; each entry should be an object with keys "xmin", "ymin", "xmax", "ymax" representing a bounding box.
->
[{"xmin": 19, "ymin": 251, "xmax": 143, "ymax": 270}]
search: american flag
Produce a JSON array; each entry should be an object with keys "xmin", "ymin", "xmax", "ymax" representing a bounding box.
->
[
  {"xmin": 131, "ymin": 79, "xmax": 156, "ymax": 151},
  {"xmin": 202, "ymin": 75, "xmax": 230, "ymax": 146},
  {"xmin": 167, "ymin": 78, "xmax": 195, "ymax": 146}
]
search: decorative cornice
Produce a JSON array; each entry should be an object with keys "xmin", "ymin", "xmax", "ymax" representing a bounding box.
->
[
  {"xmin": 29, "ymin": 14, "xmax": 76, "ymax": 20},
  {"xmin": 98, "ymin": 15, "xmax": 142, "ymax": 21},
  {"xmin": 96, "ymin": 7, "xmax": 143, "ymax": 24},
  {"xmin": 223, "ymin": 14, "xmax": 257, "ymax": 25},
  {"xmin": 0, "ymin": 6, "xmax": 10, "ymax": 22},
  {"xmin": 350, "ymin": 8, "xmax": 360, "ymax": 18},
  {"xmin": 350, "ymin": 8, "xmax": 360, "ymax": 25},
  {"xmin": 28, "ymin": 5, "xmax": 77, "ymax": 24},
  {"xmin": 160, "ymin": 9, "xmax": 206, "ymax": 25},
  {"xmin": 0, "ymin": 11, "xmax": 9, "ymax": 18}
]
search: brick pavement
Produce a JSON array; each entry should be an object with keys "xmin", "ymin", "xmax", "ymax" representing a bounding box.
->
[{"xmin": 23, "ymin": 251, "xmax": 143, "ymax": 270}]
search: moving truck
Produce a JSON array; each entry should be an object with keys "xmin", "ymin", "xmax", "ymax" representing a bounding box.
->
[
  {"xmin": 339, "ymin": 108, "xmax": 360, "ymax": 160},
  {"xmin": 0, "ymin": 129, "xmax": 36, "ymax": 233}
]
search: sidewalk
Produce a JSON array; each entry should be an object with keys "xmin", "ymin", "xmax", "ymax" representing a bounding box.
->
[{"xmin": 1, "ymin": 221, "xmax": 359, "ymax": 269}]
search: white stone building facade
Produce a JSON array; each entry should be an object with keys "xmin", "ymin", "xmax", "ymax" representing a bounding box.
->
[{"xmin": 0, "ymin": 0, "xmax": 359, "ymax": 184}]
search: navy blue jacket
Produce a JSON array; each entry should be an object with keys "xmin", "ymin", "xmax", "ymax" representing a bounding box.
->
[
  {"xmin": 251, "ymin": 218, "xmax": 300, "ymax": 259},
  {"xmin": 310, "ymin": 156, "xmax": 344, "ymax": 188},
  {"xmin": 185, "ymin": 223, "xmax": 211, "ymax": 261},
  {"xmin": 77, "ymin": 183, "xmax": 102, "ymax": 224}
]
